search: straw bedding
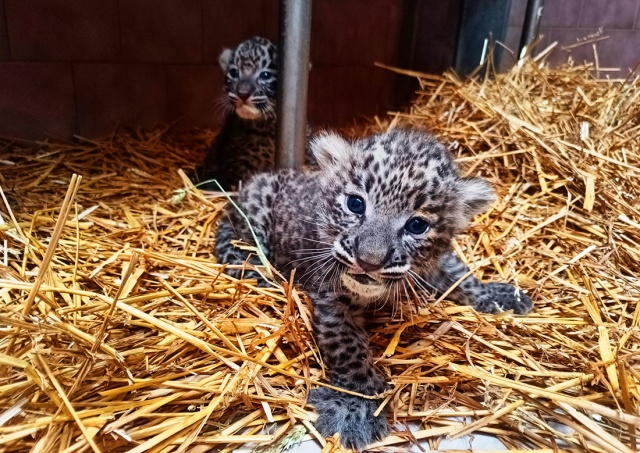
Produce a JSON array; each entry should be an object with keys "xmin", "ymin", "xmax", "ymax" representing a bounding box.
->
[{"xmin": 1, "ymin": 56, "xmax": 640, "ymax": 453}]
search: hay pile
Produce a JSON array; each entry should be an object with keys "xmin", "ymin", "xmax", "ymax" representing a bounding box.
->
[{"xmin": 1, "ymin": 57, "xmax": 640, "ymax": 453}]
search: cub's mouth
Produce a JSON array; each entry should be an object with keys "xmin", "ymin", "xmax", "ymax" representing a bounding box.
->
[
  {"xmin": 349, "ymin": 273, "xmax": 378, "ymax": 285},
  {"xmin": 341, "ymin": 272, "xmax": 386, "ymax": 299},
  {"xmin": 235, "ymin": 103, "xmax": 261, "ymax": 120}
]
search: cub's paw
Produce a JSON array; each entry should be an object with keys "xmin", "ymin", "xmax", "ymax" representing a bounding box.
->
[
  {"xmin": 473, "ymin": 282, "xmax": 533, "ymax": 315},
  {"xmin": 308, "ymin": 387, "xmax": 388, "ymax": 450}
]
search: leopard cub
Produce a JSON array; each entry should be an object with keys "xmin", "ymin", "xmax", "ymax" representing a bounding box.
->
[
  {"xmin": 200, "ymin": 36, "xmax": 278, "ymax": 191},
  {"xmin": 215, "ymin": 128, "xmax": 533, "ymax": 450}
]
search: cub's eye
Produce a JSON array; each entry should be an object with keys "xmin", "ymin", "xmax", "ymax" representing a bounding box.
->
[
  {"xmin": 228, "ymin": 68, "xmax": 239, "ymax": 78},
  {"xmin": 346, "ymin": 195, "xmax": 366, "ymax": 215},
  {"xmin": 405, "ymin": 217, "xmax": 430, "ymax": 235},
  {"xmin": 259, "ymin": 71, "xmax": 272, "ymax": 80}
]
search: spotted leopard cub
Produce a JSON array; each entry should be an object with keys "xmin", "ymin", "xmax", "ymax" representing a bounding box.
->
[
  {"xmin": 215, "ymin": 128, "xmax": 533, "ymax": 450},
  {"xmin": 200, "ymin": 36, "xmax": 278, "ymax": 191}
]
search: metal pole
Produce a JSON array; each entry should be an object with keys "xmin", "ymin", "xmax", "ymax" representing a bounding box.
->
[
  {"xmin": 518, "ymin": 0, "xmax": 545, "ymax": 58},
  {"xmin": 276, "ymin": 0, "xmax": 312, "ymax": 169}
]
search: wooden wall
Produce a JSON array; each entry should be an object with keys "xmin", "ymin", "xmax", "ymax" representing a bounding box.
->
[
  {"xmin": 0, "ymin": 0, "xmax": 402, "ymax": 140},
  {"xmin": 502, "ymin": 0, "xmax": 640, "ymax": 75}
]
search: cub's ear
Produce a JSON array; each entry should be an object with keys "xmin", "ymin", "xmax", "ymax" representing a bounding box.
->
[
  {"xmin": 218, "ymin": 48, "xmax": 233, "ymax": 72},
  {"xmin": 455, "ymin": 177, "xmax": 495, "ymax": 217},
  {"xmin": 310, "ymin": 132, "xmax": 353, "ymax": 169}
]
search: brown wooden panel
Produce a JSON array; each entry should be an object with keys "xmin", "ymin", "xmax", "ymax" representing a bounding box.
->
[
  {"xmin": 4, "ymin": 0, "xmax": 119, "ymax": 61},
  {"xmin": 311, "ymin": 0, "xmax": 402, "ymax": 67},
  {"xmin": 580, "ymin": 0, "xmax": 638, "ymax": 29},
  {"xmin": 120, "ymin": 0, "xmax": 202, "ymax": 63},
  {"xmin": 202, "ymin": 0, "xmax": 268, "ymax": 64},
  {"xmin": 0, "ymin": 0, "xmax": 10, "ymax": 60},
  {"xmin": 166, "ymin": 64, "xmax": 224, "ymax": 129},
  {"xmin": 308, "ymin": 66, "xmax": 396, "ymax": 126},
  {"xmin": 74, "ymin": 63, "xmax": 167, "ymax": 137},
  {"xmin": 0, "ymin": 63, "xmax": 76, "ymax": 139},
  {"xmin": 540, "ymin": 0, "xmax": 584, "ymax": 28},
  {"xmin": 411, "ymin": 0, "xmax": 462, "ymax": 73}
]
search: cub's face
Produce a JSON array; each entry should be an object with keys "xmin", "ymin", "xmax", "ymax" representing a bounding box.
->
[
  {"xmin": 310, "ymin": 129, "xmax": 495, "ymax": 301},
  {"xmin": 218, "ymin": 36, "xmax": 277, "ymax": 121}
]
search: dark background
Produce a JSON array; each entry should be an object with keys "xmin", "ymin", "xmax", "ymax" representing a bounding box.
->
[{"xmin": 0, "ymin": 0, "xmax": 638, "ymax": 141}]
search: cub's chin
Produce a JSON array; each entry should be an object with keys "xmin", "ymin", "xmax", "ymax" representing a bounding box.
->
[
  {"xmin": 235, "ymin": 104, "xmax": 261, "ymax": 120},
  {"xmin": 341, "ymin": 273, "xmax": 386, "ymax": 299}
]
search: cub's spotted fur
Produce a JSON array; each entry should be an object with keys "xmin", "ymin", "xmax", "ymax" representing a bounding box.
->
[
  {"xmin": 201, "ymin": 36, "xmax": 278, "ymax": 190},
  {"xmin": 215, "ymin": 128, "xmax": 533, "ymax": 449}
]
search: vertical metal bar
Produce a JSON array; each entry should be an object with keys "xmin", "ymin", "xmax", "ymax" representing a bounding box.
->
[
  {"xmin": 276, "ymin": 0, "xmax": 312, "ymax": 169},
  {"xmin": 518, "ymin": 0, "xmax": 545, "ymax": 58}
]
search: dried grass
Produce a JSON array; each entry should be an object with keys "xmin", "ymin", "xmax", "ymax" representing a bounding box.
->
[{"xmin": 1, "ymin": 55, "xmax": 640, "ymax": 452}]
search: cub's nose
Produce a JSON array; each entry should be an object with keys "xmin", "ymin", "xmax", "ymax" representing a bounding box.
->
[
  {"xmin": 237, "ymin": 90, "xmax": 251, "ymax": 101},
  {"xmin": 355, "ymin": 236, "xmax": 391, "ymax": 273},
  {"xmin": 236, "ymin": 80, "xmax": 253, "ymax": 101}
]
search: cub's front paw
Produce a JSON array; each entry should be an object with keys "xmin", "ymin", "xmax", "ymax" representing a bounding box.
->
[
  {"xmin": 473, "ymin": 282, "xmax": 533, "ymax": 315},
  {"xmin": 308, "ymin": 387, "xmax": 388, "ymax": 451}
]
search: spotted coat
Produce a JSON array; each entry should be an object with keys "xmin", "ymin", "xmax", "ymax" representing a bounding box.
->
[{"xmin": 215, "ymin": 128, "xmax": 533, "ymax": 450}]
